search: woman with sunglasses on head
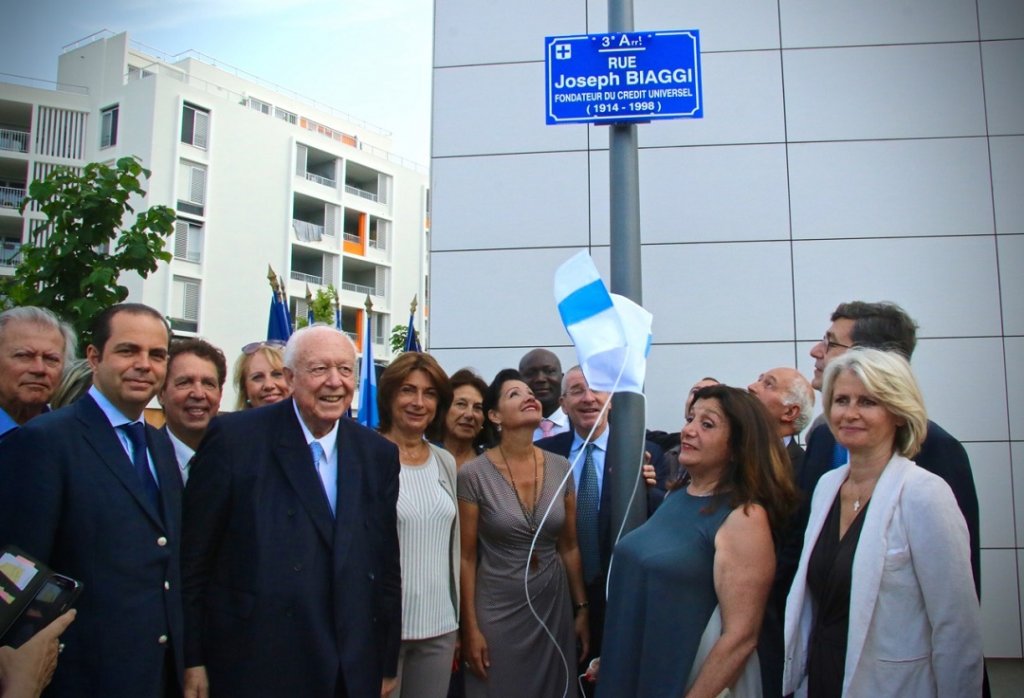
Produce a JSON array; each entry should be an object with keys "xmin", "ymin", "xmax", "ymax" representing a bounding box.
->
[{"xmin": 232, "ymin": 340, "xmax": 290, "ymax": 410}]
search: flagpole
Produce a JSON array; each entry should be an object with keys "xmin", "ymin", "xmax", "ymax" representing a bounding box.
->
[{"xmin": 607, "ymin": 0, "xmax": 648, "ymax": 539}]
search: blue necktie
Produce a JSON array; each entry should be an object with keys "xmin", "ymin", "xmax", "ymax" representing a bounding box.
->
[
  {"xmin": 310, "ymin": 441, "xmax": 335, "ymax": 515},
  {"xmin": 120, "ymin": 422, "xmax": 160, "ymax": 510},
  {"xmin": 577, "ymin": 443, "xmax": 600, "ymax": 584}
]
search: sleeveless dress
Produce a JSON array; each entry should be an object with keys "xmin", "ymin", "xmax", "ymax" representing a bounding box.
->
[
  {"xmin": 456, "ymin": 451, "xmax": 577, "ymax": 698},
  {"xmin": 596, "ymin": 490, "xmax": 734, "ymax": 698}
]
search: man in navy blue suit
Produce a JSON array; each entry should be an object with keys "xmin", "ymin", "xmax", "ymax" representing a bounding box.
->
[
  {"xmin": 181, "ymin": 325, "xmax": 401, "ymax": 698},
  {"xmin": 782, "ymin": 301, "xmax": 986, "ymax": 697},
  {"xmin": 0, "ymin": 303, "xmax": 184, "ymax": 696},
  {"xmin": 536, "ymin": 365, "xmax": 663, "ymax": 661}
]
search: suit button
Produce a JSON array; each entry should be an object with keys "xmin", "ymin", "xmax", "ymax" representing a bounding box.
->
[
  {"xmin": 164, "ymin": 581, "xmax": 170, "ymax": 591},
  {"xmin": 287, "ymin": 508, "xmax": 295, "ymax": 517},
  {"xmin": 157, "ymin": 536, "xmax": 168, "ymax": 547},
  {"xmin": 158, "ymin": 635, "xmax": 168, "ymax": 645},
  {"xmin": 293, "ymin": 563, "xmax": 303, "ymax": 572}
]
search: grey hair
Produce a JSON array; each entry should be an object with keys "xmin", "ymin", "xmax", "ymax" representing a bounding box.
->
[
  {"xmin": 781, "ymin": 372, "xmax": 815, "ymax": 433},
  {"xmin": 0, "ymin": 306, "xmax": 77, "ymax": 365},
  {"xmin": 283, "ymin": 323, "xmax": 356, "ymax": 370},
  {"xmin": 561, "ymin": 365, "xmax": 584, "ymax": 395}
]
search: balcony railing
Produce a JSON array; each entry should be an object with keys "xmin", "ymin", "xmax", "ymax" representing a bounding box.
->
[
  {"xmin": 292, "ymin": 219, "xmax": 324, "ymax": 242},
  {"xmin": 305, "ymin": 172, "xmax": 336, "ymax": 188},
  {"xmin": 344, "ymin": 185, "xmax": 378, "ymax": 203},
  {"xmin": 0, "ymin": 244, "xmax": 21, "ymax": 267},
  {"xmin": 343, "ymin": 233, "xmax": 360, "ymax": 244},
  {"xmin": 0, "ymin": 129, "xmax": 29, "ymax": 154},
  {"xmin": 368, "ymin": 237, "xmax": 386, "ymax": 251},
  {"xmin": 291, "ymin": 270, "xmax": 323, "ymax": 285},
  {"xmin": 0, "ymin": 186, "xmax": 26, "ymax": 209},
  {"xmin": 341, "ymin": 281, "xmax": 380, "ymax": 297}
]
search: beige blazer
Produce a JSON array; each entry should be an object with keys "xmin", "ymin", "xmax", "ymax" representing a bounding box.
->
[{"xmin": 783, "ymin": 453, "xmax": 982, "ymax": 697}]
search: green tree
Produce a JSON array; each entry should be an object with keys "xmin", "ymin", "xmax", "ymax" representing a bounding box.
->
[
  {"xmin": 1, "ymin": 156, "xmax": 175, "ymax": 348},
  {"xmin": 390, "ymin": 324, "xmax": 408, "ymax": 354},
  {"xmin": 297, "ymin": 285, "xmax": 339, "ymax": 328}
]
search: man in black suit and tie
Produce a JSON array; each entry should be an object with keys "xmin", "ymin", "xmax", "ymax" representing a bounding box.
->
[
  {"xmin": 746, "ymin": 366, "xmax": 814, "ymax": 698},
  {"xmin": 156, "ymin": 338, "xmax": 226, "ymax": 484},
  {"xmin": 181, "ymin": 325, "xmax": 401, "ymax": 698},
  {"xmin": 0, "ymin": 302, "xmax": 184, "ymax": 696},
  {"xmin": 535, "ymin": 365, "xmax": 663, "ymax": 662}
]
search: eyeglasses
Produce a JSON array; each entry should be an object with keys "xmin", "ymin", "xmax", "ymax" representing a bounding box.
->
[
  {"xmin": 242, "ymin": 340, "xmax": 286, "ymax": 354},
  {"xmin": 821, "ymin": 334, "xmax": 852, "ymax": 352}
]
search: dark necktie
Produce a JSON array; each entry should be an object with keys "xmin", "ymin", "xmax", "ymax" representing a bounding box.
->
[
  {"xmin": 830, "ymin": 442, "xmax": 849, "ymax": 470},
  {"xmin": 576, "ymin": 443, "xmax": 600, "ymax": 584},
  {"xmin": 120, "ymin": 422, "xmax": 161, "ymax": 510}
]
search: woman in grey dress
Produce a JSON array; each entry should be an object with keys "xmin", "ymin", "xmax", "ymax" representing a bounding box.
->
[{"xmin": 458, "ymin": 369, "xmax": 589, "ymax": 698}]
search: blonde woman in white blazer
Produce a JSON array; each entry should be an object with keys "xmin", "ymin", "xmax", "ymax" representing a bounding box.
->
[{"xmin": 783, "ymin": 348, "xmax": 982, "ymax": 698}]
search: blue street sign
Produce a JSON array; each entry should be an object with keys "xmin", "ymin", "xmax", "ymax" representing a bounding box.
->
[{"xmin": 545, "ymin": 30, "xmax": 702, "ymax": 125}]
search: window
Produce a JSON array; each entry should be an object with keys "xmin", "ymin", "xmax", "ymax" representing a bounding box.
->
[
  {"xmin": 177, "ymin": 160, "xmax": 207, "ymax": 216},
  {"xmin": 247, "ymin": 97, "xmax": 271, "ymax": 115},
  {"xmin": 174, "ymin": 219, "xmax": 203, "ymax": 263},
  {"xmin": 100, "ymin": 105, "xmax": 118, "ymax": 148},
  {"xmin": 275, "ymin": 107, "xmax": 297, "ymax": 124},
  {"xmin": 181, "ymin": 103, "xmax": 209, "ymax": 149},
  {"xmin": 171, "ymin": 277, "xmax": 200, "ymax": 333}
]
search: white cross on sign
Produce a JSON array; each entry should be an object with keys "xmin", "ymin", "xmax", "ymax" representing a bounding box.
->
[{"xmin": 555, "ymin": 44, "xmax": 572, "ymax": 60}]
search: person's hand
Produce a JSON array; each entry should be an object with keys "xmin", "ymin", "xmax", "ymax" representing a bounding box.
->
[
  {"xmin": 380, "ymin": 675, "xmax": 397, "ymax": 698},
  {"xmin": 642, "ymin": 463, "xmax": 657, "ymax": 488},
  {"xmin": 183, "ymin": 666, "xmax": 209, "ymax": 698},
  {"xmin": 574, "ymin": 609, "xmax": 590, "ymax": 664},
  {"xmin": 462, "ymin": 626, "xmax": 489, "ymax": 680},
  {"xmin": 0, "ymin": 609, "xmax": 76, "ymax": 698}
]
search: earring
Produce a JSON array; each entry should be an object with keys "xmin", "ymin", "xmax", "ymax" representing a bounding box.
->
[{"xmin": 496, "ymin": 424, "xmax": 502, "ymax": 433}]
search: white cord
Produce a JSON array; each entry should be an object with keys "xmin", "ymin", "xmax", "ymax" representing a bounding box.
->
[{"xmin": 522, "ymin": 355, "xmax": 645, "ymax": 698}]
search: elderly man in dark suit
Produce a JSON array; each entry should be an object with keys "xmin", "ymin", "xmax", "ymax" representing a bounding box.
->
[
  {"xmin": 181, "ymin": 325, "xmax": 401, "ymax": 698},
  {"xmin": 0, "ymin": 302, "xmax": 184, "ymax": 696},
  {"xmin": 535, "ymin": 365, "xmax": 662, "ymax": 663},
  {"xmin": 746, "ymin": 366, "xmax": 814, "ymax": 698}
]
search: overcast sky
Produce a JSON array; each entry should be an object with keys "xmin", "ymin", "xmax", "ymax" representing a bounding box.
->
[{"xmin": 0, "ymin": 0, "xmax": 434, "ymax": 165}]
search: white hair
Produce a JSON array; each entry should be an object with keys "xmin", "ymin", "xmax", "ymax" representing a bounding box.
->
[
  {"xmin": 781, "ymin": 372, "xmax": 815, "ymax": 433},
  {"xmin": 283, "ymin": 323, "xmax": 355, "ymax": 369},
  {"xmin": 0, "ymin": 306, "xmax": 77, "ymax": 366}
]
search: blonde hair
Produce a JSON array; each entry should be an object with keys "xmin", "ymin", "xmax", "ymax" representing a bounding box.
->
[
  {"xmin": 822, "ymin": 347, "xmax": 927, "ymax": 458},
  {"xmin": 232, "ymin": 345, "xmax": 285, "ymax": 410}
]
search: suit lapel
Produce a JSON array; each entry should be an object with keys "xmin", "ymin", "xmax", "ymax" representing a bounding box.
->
[
  {"xmin": 76, "ymin": 396, "xmax": 167, "ymax": 530},
  {"xmin": 149, "ymin": 425, "xmax": 182, "ymax": 536},
  {"xmin": 333, "ymin": 419, "xmax": 365, "ymax": 565},
  {"xmin": 844, "ymin": 454, "xmax": 910, "ymax": 689},
  {"xmin": 274, "ymin": 400, "xmax": 335, "ymax": 548}
]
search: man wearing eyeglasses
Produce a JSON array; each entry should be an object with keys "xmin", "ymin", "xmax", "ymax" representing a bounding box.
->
[
  {"xmin": 181, "ymin": 325, "xmax": 401, "ymax": 698},
  {"xmin": 795, "ymin": 301, "xmax": 981, "ymax": 593}
]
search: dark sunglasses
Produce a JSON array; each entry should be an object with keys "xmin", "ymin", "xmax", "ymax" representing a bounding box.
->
[{"xmin": 241, "ymin": 340, "xmax": 286, "ymax": 354}]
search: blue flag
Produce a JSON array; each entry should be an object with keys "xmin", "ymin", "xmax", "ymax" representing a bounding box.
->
[
  {"xmin": 403, "ymin": 312, "xmax": 421, "ymax": 353},
  {"xmin": 267, "ymin": 293, "xmax": 291, "ymax": 342},
  {"xmin": 357, "ymin": 311, "xmax": 379, "ymax": 428}
]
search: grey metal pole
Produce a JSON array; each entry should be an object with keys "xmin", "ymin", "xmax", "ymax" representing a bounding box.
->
[{"xmin": 606, "ymin": 0, "xmax": 648, "ymax": 542}]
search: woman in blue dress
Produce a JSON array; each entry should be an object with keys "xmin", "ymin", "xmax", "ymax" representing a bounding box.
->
[{"xmin": 596, "ymin": 385, "xmax": 798, "ymax": 698}]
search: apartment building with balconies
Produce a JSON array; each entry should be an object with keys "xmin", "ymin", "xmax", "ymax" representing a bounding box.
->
[{"xmin": 0, "ymin": 30, "xmax": 430, "ymax": 408}]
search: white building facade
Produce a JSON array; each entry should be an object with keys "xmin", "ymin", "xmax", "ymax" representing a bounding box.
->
[
  {"xmin": 430, "ymin": 2, "xmax": 1023, "ymax": 658},
  {"xmin": 0, "ymin": 31, "xmax": 430, "ymax": 408}
]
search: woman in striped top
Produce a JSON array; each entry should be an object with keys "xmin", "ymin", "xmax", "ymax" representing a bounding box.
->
[{"xmin": 378, "ymin": 353, "xmax": 460, "ymax": 698}]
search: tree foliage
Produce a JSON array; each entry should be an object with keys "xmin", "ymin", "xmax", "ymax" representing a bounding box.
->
[
  {"xmin": 2, "ymin": 156, "xmax": 175, "ymax": 348},
  {"xmin": 297, "ymin": 285, "xmax": 339, "ymax": 328},
  {"xmin": 390, "ymin": 324, "xmax": 408, "ymax": 354}
]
